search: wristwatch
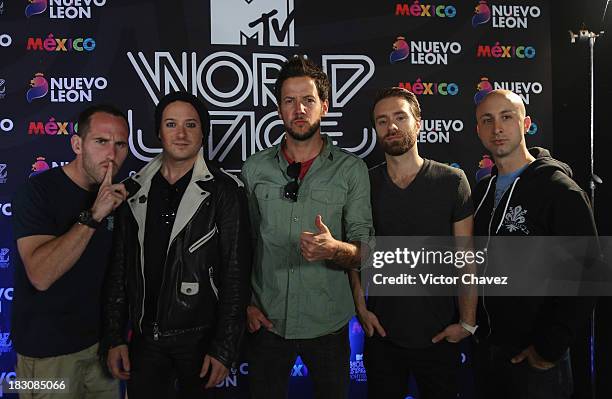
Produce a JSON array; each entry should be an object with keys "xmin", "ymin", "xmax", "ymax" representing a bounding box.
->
[
  {"xmin": 78, "ymin": 209, "xmax": 101, "ymax": 229},
  {"xmin": 460, "ymin": 320, "xmax": 478, "ymax": 335}
]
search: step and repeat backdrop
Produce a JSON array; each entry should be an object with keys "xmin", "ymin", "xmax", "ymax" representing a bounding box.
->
[{"xmin": 0, "ymin": 0, "xmax": 552, "ymax": 397}]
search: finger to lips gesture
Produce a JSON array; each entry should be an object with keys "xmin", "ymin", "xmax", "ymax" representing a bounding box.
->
[
  {"xmin": 300, "ymin": 214, "xmax": 338, "ymax": 261},
  {"xmin": 91, "ymin": 162, "xmax": 128, "ymax": 222}
]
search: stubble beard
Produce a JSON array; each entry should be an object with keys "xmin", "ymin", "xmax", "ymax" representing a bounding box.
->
[
  {"xmin": 286, "ymin": 120, "xmax": 321, "ymax": 142},
  {"xmin": 82, "ymin": 150, "xmax": 105, "ymax": 186}
]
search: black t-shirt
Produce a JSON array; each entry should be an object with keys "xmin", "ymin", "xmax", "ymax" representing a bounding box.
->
[
  {"xmin": 368, "ymin": 159, "xmax": 473, "ymax": 348},
  {"xmin": 11, "ymin": 167, "xmax": 113, "ymax": 357},
  {"xmin": 142, "ymin": 168, "xmax": 192, "ymax": 328}
]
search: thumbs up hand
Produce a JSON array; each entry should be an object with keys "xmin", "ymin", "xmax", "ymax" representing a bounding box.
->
[{"xmin": 300, "ymin": 214, "xmax": 340, "ymax": 262}]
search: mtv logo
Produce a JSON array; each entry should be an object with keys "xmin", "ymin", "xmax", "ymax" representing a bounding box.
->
[{"xmin": 210, "ymin": 0, "xmax": 296, "ymax": 47}]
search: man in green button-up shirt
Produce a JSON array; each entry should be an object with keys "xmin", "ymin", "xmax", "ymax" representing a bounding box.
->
[{"xmin": 241, "ymin": 55, "xmax": 374, "ymax": 399}]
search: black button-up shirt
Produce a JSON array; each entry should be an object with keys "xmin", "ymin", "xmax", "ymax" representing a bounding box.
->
[{"xmin": 142, "ymin": 168, "xmax": 193, "ymax": 327}]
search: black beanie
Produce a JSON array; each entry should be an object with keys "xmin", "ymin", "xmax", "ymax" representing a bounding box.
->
[{"xmin": 154, "ymin": 91, "xmax": 210, "ymax": 139}]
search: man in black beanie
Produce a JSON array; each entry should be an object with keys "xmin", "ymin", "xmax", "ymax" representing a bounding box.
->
[{"xmin": 102, "ymin": 91, "xmax": 251, "ymax": 398}]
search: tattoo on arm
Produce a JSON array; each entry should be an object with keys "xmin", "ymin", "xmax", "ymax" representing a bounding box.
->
[{"xmin": 331, "ymin": 241, "xmax": 368, "ymax": 270}]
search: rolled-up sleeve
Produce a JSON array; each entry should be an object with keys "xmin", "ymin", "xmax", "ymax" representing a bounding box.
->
[{"xmin": 343, "ymin": 158, "xmax": 375, "ymax": 249}]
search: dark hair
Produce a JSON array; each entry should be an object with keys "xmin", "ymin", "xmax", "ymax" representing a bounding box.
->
[
  {"xmin": 154, "ymin": 91, "xmax": 210, "ymax": 140},
  {"xmin": 370, "ymin": 87, "xmax": 421, "ymax": 127},
  {"xmin": 77, "ymin": 104, "xmax": 128, "ymax": 138},
  {"xmin": 275, "ymin": 55, "xmax": 330, "ymax": 104}
]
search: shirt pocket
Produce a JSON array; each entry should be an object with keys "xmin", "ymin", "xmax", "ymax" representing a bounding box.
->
[
  {"xmin": 254, "ymin": 184, "xmax": 285, "ymax": 229},
  {"xmin": 310, "ymin": 188, "xmax": 346, "ymax": 236}
]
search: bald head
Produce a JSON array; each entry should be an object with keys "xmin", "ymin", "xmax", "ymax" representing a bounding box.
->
[
  {"xmin": 476, "ymin": 89, "xmax": 527, "ymax": 120},
  {"xmin": 475, "ymin": 89, "xmax": 533, "ymax": 169}
]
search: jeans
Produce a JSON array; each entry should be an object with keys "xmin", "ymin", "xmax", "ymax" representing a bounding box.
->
[
  {"xmin": 247, "ymin": 325, "xmax": 350, "ymax": 399},
  {"xmin": 127, "ymin": 331, "xmax": 217, "ymax": 399},
  {"xmin": 364, "ymin": 337, "xmax": 460, "ymax": 399},
  {"xmin": 474, "ymin": 343, "xmax": 573, "ymax": 399}
]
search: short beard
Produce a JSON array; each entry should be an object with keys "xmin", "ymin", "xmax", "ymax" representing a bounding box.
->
[
  {"xmin": 82, "ymin": 150, "xmax": 104, "ymax": 186},
  {"xmin": 286, "ymin": 120, "xmax": 321, "ymax": 142},
  {"xmin": 381, "ymin": 129, "xmax": 417, "ymax": 156}
]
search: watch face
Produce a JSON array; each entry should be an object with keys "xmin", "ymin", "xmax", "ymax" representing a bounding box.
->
[{"xmin": 79, "ymin": 210, "xmax": 98, "ymax": 228}]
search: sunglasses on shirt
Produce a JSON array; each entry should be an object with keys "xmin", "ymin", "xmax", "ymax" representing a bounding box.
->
[{"xmin": 283, "ymin": 162, "xmax": 301, "ymax": 202}]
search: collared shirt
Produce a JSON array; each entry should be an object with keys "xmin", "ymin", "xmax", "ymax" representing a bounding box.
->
[{"xmin": 241, "ymin": 135, "xmax": 374, "ymax": 339}]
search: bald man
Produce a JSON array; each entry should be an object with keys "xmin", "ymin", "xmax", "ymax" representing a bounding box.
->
[{"xmin": 472, "ymin": 90, "xmax": 597, "ymax": 399}]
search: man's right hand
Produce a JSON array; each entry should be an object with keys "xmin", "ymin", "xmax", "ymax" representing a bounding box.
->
[
  {"xmin": 107, "ymin": 344, "xmax": 131, "ymax": 380},
  {"xmin": 91, "ymin": 163, "xmax": 127, "ymax": 222},
  {"xmin": 357, "ymin": 308, "xmax": 387, "ymax": 338},
  {"xmin": 247, "ymin": 305, "xmax": 273, "ymax": 333}
]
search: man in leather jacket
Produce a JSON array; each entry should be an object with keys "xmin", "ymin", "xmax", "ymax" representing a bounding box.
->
[{"xmin": 102, "ymin": 91, "xmax": 251, "ymax": 398}]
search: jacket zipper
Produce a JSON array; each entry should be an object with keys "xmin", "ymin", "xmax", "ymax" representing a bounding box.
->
[
  {"xmin": 153, "ymin": 322, "xmax": 160, "ymax": 340},
  {"xmin": 188, "ymin": 225, "xmax": 218, "ymax": 253},
  {"xmin": 152, "ymin": 246, "xmax": 171, "ymax": 341},
  {"xmin": 209, "ymin": 266, "xmax": 219, "ymax": 300},
  {"xmin": 139, "ymin": 255, "xmax": 146, "ymax": 334},
  {"xmin": 482, "ymin": 199, "xmax": 500, "ymax": 339},
  {"xmin": 486, "ymin": 206, "xmax": 497, "ymax": 248},
  {"xmin": 144, "ymin": 195, "xmax": 210, "ymax": 341}
]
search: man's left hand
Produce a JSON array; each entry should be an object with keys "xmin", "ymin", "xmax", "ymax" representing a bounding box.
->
[
  {"xmin": 300, "ymin": 215, "xmax": 339, "ymax": 262},
  {"xmin": 511, "ymin": 345, "xmax": 555, "ymax": 370},
  {"xmin": 200, "ymin": 355, "xmax": 229, "ymax": 388},
  {"xmin": 432, "ymin": 323, "xmax": 471, "ymax": 343}
]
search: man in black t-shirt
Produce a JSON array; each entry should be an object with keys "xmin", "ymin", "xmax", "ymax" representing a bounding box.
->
[
  {"xmin": 350, "ymin": 87, "xmax": 476, "ymax": 399},
  {"xmin": 12, "ymin": 104, "xmax": 130, "ymax": 398}
]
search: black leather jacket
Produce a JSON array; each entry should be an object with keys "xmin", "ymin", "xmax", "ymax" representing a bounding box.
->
[{"xmin": 102, "ymin": 150, "xmax": 251, "ymax": 368}]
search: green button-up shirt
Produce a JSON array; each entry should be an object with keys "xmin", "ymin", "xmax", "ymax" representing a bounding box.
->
[{"xmin": 241, "ymin": 135, "xmax": 374, "ymax": 339}]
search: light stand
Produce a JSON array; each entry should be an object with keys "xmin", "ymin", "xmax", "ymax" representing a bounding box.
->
[
  {"xmin": 569, "ymin": 4, "xmax": 608, "ymax": 395},
  {"xmin": 568, "ymin": 28, "xmax": 604, "ymax": 210}
]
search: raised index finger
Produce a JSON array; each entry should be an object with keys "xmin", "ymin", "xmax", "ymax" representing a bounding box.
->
[{"xmin": 103, "ymin": 162, "xmax": 113, "ymax": 186}]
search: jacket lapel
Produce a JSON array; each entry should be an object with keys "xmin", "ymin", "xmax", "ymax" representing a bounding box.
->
[
  {"xmin": 128, "ymin": 154, "xmax": 163, "ymax": 258},
  {"xmin": 168, "ymin": 149, "xmax": 214, "ymax": 248},
  {"xmin": 127, "ymin": 148, "xmax": 214, "ymax": 256}
]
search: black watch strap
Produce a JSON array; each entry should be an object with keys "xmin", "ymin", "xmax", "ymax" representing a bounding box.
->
[{"xmin": 78, "ymin": 209, "xmax": 101, "ymax": 229}]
